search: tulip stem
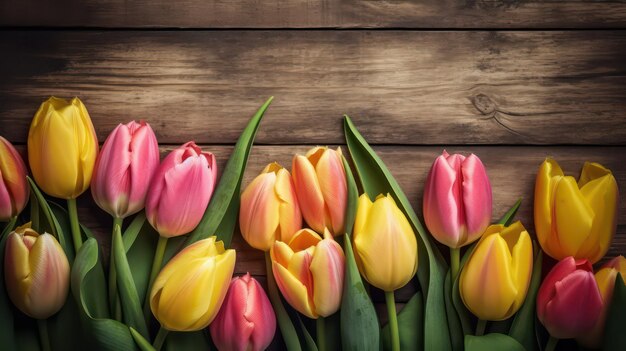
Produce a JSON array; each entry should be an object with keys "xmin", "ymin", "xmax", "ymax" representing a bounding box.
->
[
  {"xmin": 385, "ymin": 291, "xmax": 400, "ymax": 351},
  {"xmin": 545, "ymin": 336, "xmax": 558, "ymax": 351},
  {"xmin": 67, "ymin": 198, "xmax": 82, "ymax": 252},
  {"xmin": 317, "ymin": 317, "xmax": 326, "ymax": 351},
  {"xmin": 37, "ymin": 319, "xmax": 51, "ymax": 351},
  {"xmin": 152, "ymin": 326, "xmax": 169, "ymax": 351},
  {"xmin": 475, "ymin": 319, "xmax": 487, "ymax": 336},
  {"xmin": 450, "ymin": 247, "xmax": 460, "ymax": 280},
  {"xmin": 144, "ymin": 236, "xmax": 168, "ymax": 321},
  {"xmin": 109, "ymin": 217, "xmax": 124, "ymax": 320}
]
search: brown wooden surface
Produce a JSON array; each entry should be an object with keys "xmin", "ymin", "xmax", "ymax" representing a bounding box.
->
[
  {"xmin": 1, "ymin": 31, "xmax": 626, "ymax": 145},
  {"xmin": 2, "ymin": 0, "xmax": 626, "ymax": 28}
]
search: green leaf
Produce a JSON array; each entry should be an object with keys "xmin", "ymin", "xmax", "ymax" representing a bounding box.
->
[
  {"xmin": 125, "ymin": 218, "xmax": 158, "ymax": 306},
  {"xmin": 71, "ymin": 238, "xmax": 140, "ymax": 350},
  {"xmin": 185, "ymin": 97, "xmax": 273, "ymax": 248},
  {"xmin": 382, "ymin": 292, "xmax": 424, "ymax": 351},
  {"xmin": 340, "ymin": 154, "xmax": 380, "ymax": 351},
  {"xmin": 452, "ymin": 245, "xmax": 475, "ymax": 337},
  {"xmin": 445, "ymin": 271, "xmax": 464, "ymax": 351},
  {"xmin": 113, "ymin": 225, "xmax": 150, "ymax": 338},
  {"xmin": 465, "ymin": 333, "xmax": 525, "ymax": 351},
  {"xmin": 123, "ymin": 212, "xmax": 148, "ymax": 251},
  {"xmin": 509, "ymin": 250, "xmax": 542, "ymax": 351},
  {"xmin": 130, "ymin": 327, "xmax": 156, "ymax": 351},
  {"xmin": 343, "ymin": 115, "xmax": 450, "ymax": 350},
  {"xmin": 603, "ymin": 274, "xmax": 626, "ymax": 351},
  {"xmin": 497, "ymin": 198, "xmax": 522, "ymax": 226},
  {"xmin": 0, "ymin": 219, "xmax": 18, "ymax": 350},
  {"xmin": 297, "ymin": 315, "xmax": 318, "ymax": 351}
]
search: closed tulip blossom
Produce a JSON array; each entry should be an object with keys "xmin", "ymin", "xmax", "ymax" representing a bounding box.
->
[
  {"xmin": 292, "ymin": 146, "xmax": 347, "ymax": 235},
  {"xmin": 0, "ymin": 137, "xmax": 29, "ymax": 221},
  {"xmin": 146, "ymin": 141, "xmax": 217, "ymax": 238},
  {"xmin": 535, "ymin": 158, "xmax": 618, "ymax": 263},
  {"xmin": 240, "ymin": 162, "xmax": 302, "ymax": 251},
  {"xmin": 4, "ymin": 224, "xmax": 70, "ymax": 319},
  {"xmin": 459, "ymin": 221, "xmax": 533, "ymax": 321},
  {"xmin": 271, "ymin": 228, "xmax": 344, "ymax": 319},
  {"xmin": 537, "ymin": 257, "xmax": 603, "ymax": 343},
  {"xmin": 91, "ymin": 120, "xmax": 160, "ymax": 219},
  {"xmin": 210, "ymin": 273, "xmax": 276, "ymax": 351},
  {"xmin": 150, "ymin": 237, "xmax": 235, "ymax": 332},
  {"xmin": 27, "ymin": 97, "xmax": 98, "ymax": 200}
]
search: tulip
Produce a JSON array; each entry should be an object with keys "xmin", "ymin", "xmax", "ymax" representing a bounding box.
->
[
  {"xmin": 577, "ymin": 255, "xmax": 626, "ymax": 348},
  {"xmin": 27, "ymin": 96, "xmax": 98, "ymax": 199},
  {"xmin": 0, "ymin": 137, "xmax": 29, "ymax": 221},
  {"xmin": 4, "ymin": 223, "xmax": 70, "ymax": 319},
  {"xmin": 270, "ymin": 228, "xmax": 344, "ymax": 319},
  {"xmin": 353, "ymin": 193, "xmax": 417, "ymax": 292},
  {"xmin": 91, "ymin": 121, "xmax": 160, "ymax": 219},
  {"xmin": 535, "ymin": 158, "xmax": 618, "ymax": 263},
  {"xmin": 145, "ymin": 141, "xmax": 217, "ymax": 238},
  {"xmin": 292, "ymin": 146, "xmax": 347, "ymax": 235},
  {"xmin": 423, "ymin": 150, "xmax": 492, "ymax": 249},
  {"xmin": 537, "ymin": 257, "xmax": 603, "ymax": 340},
  {"xmin": 240, "ymin": 162, "xmax": 302, "ymax": 251},
  {"xmin": 210, "ymin": 273, "xmax": 276, "ymax": 351},
  {"xmin": 459, "ymin": 221, "xmax": 533, "ymax": 321},
  {"xmin": 150, "ymin": 236, "xmax": 235, "ymax": 332}
]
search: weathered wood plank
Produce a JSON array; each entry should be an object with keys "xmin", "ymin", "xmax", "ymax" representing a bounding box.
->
[
  {"xmin": 68, "ymin": 145, "xmax": 626, "ymax": 281},
  {"xmin": 1, "ymin": 0, "xmax": 626, "ymax": 28},
  {"xmin": 1, "ymin": 31, "xmax": 626, "ymax": 145}
]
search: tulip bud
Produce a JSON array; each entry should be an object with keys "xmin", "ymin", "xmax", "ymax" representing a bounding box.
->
[
  {"xmin": 353, "ymin": 193, "xmax": 417, "ymax": 292},
  {"xmin": 459, "ymin": 221, "xmax": 533, "ymax": 321},
  {"xmin": 0, "ymin": 137, "xmax": 29, "ymax": 221},
  {"xmin": 91, "ymin": 121, "xmax": 160, "ymax": 219},
  {"xmin": 537, "ymin": 257, "xmax": 603, "ymax": 339},
  {"xmin": 270, "ymin": 229, "xmax": 344, "ymax": 318},
  {"xmin": 292, "ymin": 147, "xmax": 347, "ymax": 235},
  {"xmin": 423, "ymin": 150, "xmax": 492, "ymax": 248},
  {"xmin": 240, "ymin": 163, "xmax": 302, "ymax": 251},
  {"xmin": 150, "ymin": 236, "xmax": 235, "ymax": 331},
  {"xmin": 4, "ymin": 223, "xmax": 70, "ymax": 319},
  {"xmin": 27, "ymin": 97, "xmax": 99, "ymax": 199},
  {"xmin": 577, "ymin": 255, "xmax": 626, "ymax": 348},
  {"xmin": 535, "ymin": 158, "xmax": 618, "ymax": 263},
  {"xmin": 210, "ymin": 273, "xmax": 276, "ymax": 351},
  {"xmin": 145, "ymin": 142, "xmax": 217, "ymax": 237}
]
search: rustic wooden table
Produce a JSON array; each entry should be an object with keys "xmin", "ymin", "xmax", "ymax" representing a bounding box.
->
[{"xmin": 1, "ymin": 1, "xmax": 625, "ymax": 348}]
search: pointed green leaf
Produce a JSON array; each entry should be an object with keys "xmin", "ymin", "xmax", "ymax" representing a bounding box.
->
[
  {"xmin": 185, "ymin": 97, "xmax": 273, "ymax": 248},
  {"xmin": 125, "ymin": 219, "xmax": 158, "ymax": 306},
  {"xmin": 497, "ymin": 198, "xmax": 522, "ymax": 226},
  {"xmin": 113, "ymin": 225, "xmax": 150, "ymax": 338},
  {"xmin": 130, "ymin": 327, "xmax": 156, "ymax": 351},
  {"xmin": 382, "ymin": 292, "xmax": 424, "ymax": 351},
  {"xmin": 603, "ymin": 274, "xmax": 626, "ymax": 351},
  {"xmin": 71, "ymin": 238, "xmax": 139, "ymax": 350},
  {"xmin": 344, "ymin": 115, "xmax": 450, "ymax": 350},
  {"xmin": 297, "ymin": 315, "xmax": 318, "ymax": 351},
  {"xmin": 465, "ymin": 333, "xmax": 525, "ymax": 351},
  {"xmin": 122, "ymin": 212, "xmax": 147, "ymax": 251},
  {"xmin": 445, "ymin": 271, "xmax": 464, "ymax": 351},
  {"xmin": 509, "ymin": 251, "xmax": 542, "ymax": 351}
]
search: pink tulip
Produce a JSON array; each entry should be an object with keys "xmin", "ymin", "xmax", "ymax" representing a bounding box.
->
[
  {"xmin": 537, "ymin": 257, "xmax": 604, "ymax": 339},
  {"xmin": 145, "ymin": 142, "xmax": 217, "ymax": 237},
  {"xmin": 292, "ymin": 147, "xmax": 347, "ymax": 236},
  {"xmin": 0, "ymin": 137, "xmax": 29, "ymax": 221},
  {"xmin": 210, "ymin": 273, "xmax": 276, "ymax": 351},
  {"xmin": 91, "ymin": 121, "xmax": 160, "ymax": 219},
  {"xmin": 423, "ymin": 150, "xmax": 492, "ymax": 248}
]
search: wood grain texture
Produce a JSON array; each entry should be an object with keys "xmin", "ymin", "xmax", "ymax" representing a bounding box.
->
[
  {"xmin": 54, "ymin": 144, "xmax": 624, "ymax": 303},
  {"xmin": 1, "ymin": 31, "xmax": 626, "ymax": 145},
  {"xmin": 1, "ymin": 0, "xmax": 626, "ymax": 28}
]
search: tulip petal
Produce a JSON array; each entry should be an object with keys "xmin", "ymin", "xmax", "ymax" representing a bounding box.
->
[
  {"xmin": 240, "ymin": 172, "xmax": 281, "ymax": 250},
  {"xmin": 275, "ymin": 169, "xmax": 302, "ymax": 244},
  {"xmin": 316, "ymin": 149, "xmax": 347, "ymax": 235},
  {"xmin": 311, "ymin": 239, "xmax": 345, "ymax": 317},
  {"xmin": 461, "ymin": 154, "xmax": 492, "ymax": 243},
  {"xmin": 272, "ymin": 260, "xmax": 317, "ymax": 318},
  {"xmin": 293, "ymin": 154, "xmax": 326, "ymax": 233},
  {"xmin": 554, "ymin": 177, "xmax": 594, "ymax": 258},
  {"xmin": 353, "ymin": 194, "xmax": 373, "ymax": 241},
  {"xmin": 534, "ymin": 158, "xmax": 564, "ymax": 258}
]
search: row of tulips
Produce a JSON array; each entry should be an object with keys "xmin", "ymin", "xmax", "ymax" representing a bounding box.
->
[{"xmin": 0, "ymin": 96, "xmax": 623, "ymax": 351}]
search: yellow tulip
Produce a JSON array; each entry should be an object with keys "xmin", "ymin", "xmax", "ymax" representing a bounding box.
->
[
  {"xmin": 534, "ymin": 158, "xmax": 618, "ymax": 263},
  {"xmin": 352, "ymin": 193, "xmax": 417, "ymax": 292},
  {"xmin": 459, "ymin": 221, "xmax": 533, "ymax": 321},
  {"xmin": 28, "ymin": 97, "xmax": 99, "ymax": 199},
  {"xmin": 150, "ymin": 237, "xmax": 235, "ymax": 331},
  {"xmin": 4, "ymin": 223, "xmax": 70, "ymax": 319}
]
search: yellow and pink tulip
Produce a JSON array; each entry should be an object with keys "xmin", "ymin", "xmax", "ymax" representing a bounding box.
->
[{"xmin": 0, "ymin": 137, "xmax": 29, "ymax": 221}]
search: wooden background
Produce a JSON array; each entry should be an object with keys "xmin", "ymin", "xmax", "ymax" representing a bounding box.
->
[{"xmin": 1, "ymin": 0, "xmax": 626, "ymax": 348}]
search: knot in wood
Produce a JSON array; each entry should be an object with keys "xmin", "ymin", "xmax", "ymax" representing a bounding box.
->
[{"xmin": 472, "ymin": 94, "xmax": 497, "ymax": 115}]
